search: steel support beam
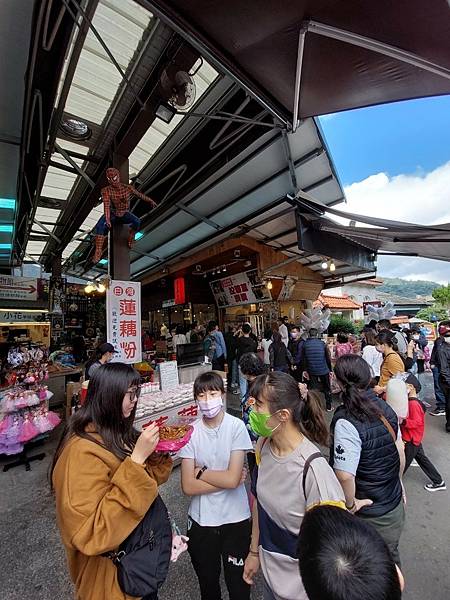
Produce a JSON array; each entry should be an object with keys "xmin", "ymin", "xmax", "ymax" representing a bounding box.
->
[
  {"xmin": 54, "ymin": 142, "xmax": 95, "ymax": 188},
  {"xmin": 292, "ymin": 25, "xmax": 307, "ymax": 132}
]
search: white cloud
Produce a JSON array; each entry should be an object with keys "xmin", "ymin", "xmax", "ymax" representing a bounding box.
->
[
  {"xmin": 343, "ymin": 161, "xmax": 450, "ymax": 225},
  {"xmin": 333, "ymin": 162, "xmax": 450, "ymax": 283}
]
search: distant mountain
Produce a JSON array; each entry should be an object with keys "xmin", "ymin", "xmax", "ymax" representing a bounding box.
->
[{"xmin": 378, "ymin": 278, "xmax": 441, "ymax": 299}]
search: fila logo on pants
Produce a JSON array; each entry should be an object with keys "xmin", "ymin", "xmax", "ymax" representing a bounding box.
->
[{"xmin": 228, "ymin": 555, "xmax": 244, "ymax": 567}]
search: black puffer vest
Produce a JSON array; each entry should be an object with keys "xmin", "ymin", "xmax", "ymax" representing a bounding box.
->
[
  {"xmin": 303, "ymin": 338, "xmax": 329, "ymax": 375},
  {"xmin": 330, "ymin": 392, "xmax": 402, "ymax": 517}
]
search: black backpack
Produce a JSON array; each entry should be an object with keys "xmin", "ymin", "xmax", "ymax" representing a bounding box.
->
[{"xmin": 104, "ymin": 495, "xmax": 172, "ymax": 597}]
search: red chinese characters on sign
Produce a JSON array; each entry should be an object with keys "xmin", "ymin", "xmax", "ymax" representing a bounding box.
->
[
  {"xmin": 120, "ymin": 299, "xmax": 136, "ymax": 316},
  {"xmin": 113, "ymin": 286, "xmax": 123, "ymax": 296},
  {"xmin": 120, "ymin": 340, "xmax": 137, "ymax": 360},
  {"xmin": 143, "ymin": 415, "xmax": 169, "ymax": 428},
  {"xmin": 178, "ymin": 404, "xmax": 198, "ymax": 417},
  {"xmin": 126, "ymin": 287, "xmax": 135, "ymax": 297},
  {"xmin": 120, "ymin": 320, "xmax": 137, "ymax": 337}
]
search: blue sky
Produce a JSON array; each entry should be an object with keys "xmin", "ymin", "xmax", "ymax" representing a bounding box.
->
[
  {"xmin": 318, "ymin": 95, "xmax": 450, "ymax": 283},
  {"xmin": 319, "ymin": 95, "xmax": 450, "ymax": 186}
]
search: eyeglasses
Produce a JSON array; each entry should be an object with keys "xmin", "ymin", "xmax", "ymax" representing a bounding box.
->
[{"xmin": 127, "ymin": 386, "xmax": 141, "ymax": 401}]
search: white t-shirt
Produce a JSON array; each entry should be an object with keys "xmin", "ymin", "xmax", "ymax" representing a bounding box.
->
[
  {"xmin": 279, "ymin": 324, "xmax": 289, "ymax": 347},
  {"xmin": 178, "ymin": 412, "xmax": 253, "ymax": 526},
  {"xmin": 261, "ymin": 339, "xmax": 272, "ymax": 364},
  {"xmin": 362, "ymin": 344, "xmax": 383, "ymax": 377}
]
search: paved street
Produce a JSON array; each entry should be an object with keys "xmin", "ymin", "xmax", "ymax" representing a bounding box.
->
[{"xmin": 1, "ymin": 375, "xmax": 449, "ymax": 599}]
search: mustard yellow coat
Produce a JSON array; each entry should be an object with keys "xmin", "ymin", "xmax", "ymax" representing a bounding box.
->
[
  {"xmin": 52, "ymin": 428, "xmax": 172, "ymax": 600},
  {"xmin": 379, "ymin": 351, "xmax": 405, "ymax": 388}
]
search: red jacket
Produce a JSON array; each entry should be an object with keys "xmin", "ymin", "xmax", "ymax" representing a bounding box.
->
[{"xmin": 400, "ymin": 398, "xmax": 425, "ymax": 446}]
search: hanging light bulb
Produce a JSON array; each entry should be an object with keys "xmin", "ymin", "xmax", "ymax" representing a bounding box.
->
[
  {"xmin": 267, "ymin": 280, "xmax": 273, "ymax": 290},
  {"xmin": 84, "ymin": 283, "xmax": 94, "ymax": 294},
  {"xmin": 97, "ymin": 283, "xmax": 106, "ymax": 293},
  {"xmin": 321, "ymin": 260, "xmax": 328, "ymax": 270},
  {"xmin": 222, "ymin": 265, "xmax": 227, "ymax": 272},
  {"xmin": 329, "ymin": 260, "xmax": 336, "ymax": 272}
]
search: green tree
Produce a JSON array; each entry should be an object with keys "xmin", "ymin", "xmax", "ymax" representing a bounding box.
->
[
  {"xmin": 327, "ymin": 315, "xmax": 356, "ymax": 335},
  {"xmin": 415, "ymin": 306, "xmax": 448, "ymax": 321},
  {"xmin": 432, "ymin": 284, "xmax": 450, "ymax": 308}
]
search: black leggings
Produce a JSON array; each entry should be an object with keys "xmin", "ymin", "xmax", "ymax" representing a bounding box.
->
[{"xmin": 187, "ymin": 517, "xmax": 251, "ymax": 600}]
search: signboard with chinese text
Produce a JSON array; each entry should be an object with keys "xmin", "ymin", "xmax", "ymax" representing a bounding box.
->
[
  {"xmin": 106, "ymin": 280, "xmax": 142, "ymax": 364},
  {"xmin": 0, "ymin": 276, "xmax": 39, "ymax": 301},
  {"xmin": 134, "ymin": 402, "xmax": 199, "ymax": 432},
  {"xmin": 209, "ymin": 269, "xmax": 272, "ymax": 308},
  {"xmin": 0, "ymin": 310, "xmax": 47, "ymax": 323},
  {"xmin": 159, "ymin": 361, "xmax": 179, "ymax": 390}
]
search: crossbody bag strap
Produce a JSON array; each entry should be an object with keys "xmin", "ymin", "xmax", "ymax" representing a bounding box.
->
[
  {"xmin": 302, "ymin": 452, "xmax": 322, "ymax": 498},
  {"xmin": 379, "ymin": 414, "xmax": 396, "ymax": 443}
]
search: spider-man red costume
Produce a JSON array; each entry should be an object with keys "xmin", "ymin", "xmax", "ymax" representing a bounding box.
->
[{"xmin": 93, "ymin": 167, "xmax": 157, "ymax": 263}]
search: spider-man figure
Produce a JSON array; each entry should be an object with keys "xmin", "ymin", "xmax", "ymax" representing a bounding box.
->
[{"xmin": 93, "ymin": 167, "xmax": 157, "ymax": 263}]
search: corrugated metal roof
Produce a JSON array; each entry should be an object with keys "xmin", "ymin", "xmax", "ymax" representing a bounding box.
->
[{"xmin": 64, "ymin": 0, "xmax": 152, "ymax": 125}]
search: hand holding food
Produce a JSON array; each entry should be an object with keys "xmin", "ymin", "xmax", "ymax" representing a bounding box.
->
[{"xmin": 131, "ymin": 422, "xmax": 160, "ymax": 464}]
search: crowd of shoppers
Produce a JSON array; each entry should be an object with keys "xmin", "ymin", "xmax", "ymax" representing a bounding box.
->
[{"xmin": 53, "ymin": 314, "xmax": 450, "ymax": 600}]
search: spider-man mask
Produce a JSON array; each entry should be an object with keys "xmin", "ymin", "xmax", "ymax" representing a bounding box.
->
[{"xmin": 106, "ymin": 167, "xmax": 121, "ymax": 185}]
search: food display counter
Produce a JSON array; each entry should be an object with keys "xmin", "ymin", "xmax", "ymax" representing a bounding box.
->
[{"xmin": 134, "ymin": 381, "xmax": 227, "ymax": 432}]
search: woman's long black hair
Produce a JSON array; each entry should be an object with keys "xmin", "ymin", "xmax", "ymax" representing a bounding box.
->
[
  {"xmin": 50, "ymin": 362, "xmax": 141, "ymax": 487},
  {"xmin": 334, "ymin": 355, "xmax": 381, "ymax": 421},
  {"xmin": 249, "ymin": 371, "xmax": 329, "ymax": 446}
]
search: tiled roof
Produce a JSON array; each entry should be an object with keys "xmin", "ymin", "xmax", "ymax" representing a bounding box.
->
[{"xmin": 315, "ymin": 294, "xmax": 362, "ymax": 310}]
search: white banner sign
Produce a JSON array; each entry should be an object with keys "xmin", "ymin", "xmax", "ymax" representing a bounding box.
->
[
  {"xmin": 210, "ymin": 269, "xmax": 272, "ymax": 308},
  {"xmin": 106, "ymin": 280, "xmax": 142, "ymax": 364},
  {"xmin": 0, "ymin": 276, "xmax": 38, "ymax": 301}
]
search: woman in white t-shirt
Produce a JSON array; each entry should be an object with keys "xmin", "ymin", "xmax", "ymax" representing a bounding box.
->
[
  {"xmin": 361, "ymin": 329, "xmax": 384, "ymax": 382},
  {"xmin": 261, "ymin": 328, "xmax": 273, "ymax": 368},
  {"xmin": 242, "ymin": 372, "xmax": 345, "ymax": 600},
  {"xmin": 179, "ymin": 371, "xmax": 253, "ymax": 600}
]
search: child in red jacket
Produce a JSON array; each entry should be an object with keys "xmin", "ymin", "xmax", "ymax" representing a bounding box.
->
[{"xmin": 402, "ymin": 384, "xmax": 446, "ymax": 492}]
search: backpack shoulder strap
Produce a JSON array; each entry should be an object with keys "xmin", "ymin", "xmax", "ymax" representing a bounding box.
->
[
  {"xmin": 302, "ymin": 451, "xmax": 322, "ymax": 498},
  {"xmin": 379, "ymin": 414, "xmax": 396, "ymax": 443}
]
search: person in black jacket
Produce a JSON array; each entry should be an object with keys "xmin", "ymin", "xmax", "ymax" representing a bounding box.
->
[
  {"xmin": 435, "ymin": 321, "xmax": 450, "ymax": 432},
  {"xmin": 430, "ymin": 332, "xmax": 446, "ymax": 416},
  {"xmin": 303, "ymin": 328, "xmax": 333, "ymax": 410},
  {"xmin": 330, "ymin": 355, "xmax": 405, "ymax": 565},
  {"xmin": 236, "ymin": 324, "xmax": 258, "ymax": 399},
  {"xmin": 269, "ymin": 331, "xmax": 293, "ymax": 373},
  {"xmin": 224, "ymin": 326, "xmax": 238, "ymax": 393}
]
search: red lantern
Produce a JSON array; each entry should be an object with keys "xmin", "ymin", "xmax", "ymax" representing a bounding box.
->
[{"xmin": 174, "ymin": 277, "xmax": 186, "ymax": 305}]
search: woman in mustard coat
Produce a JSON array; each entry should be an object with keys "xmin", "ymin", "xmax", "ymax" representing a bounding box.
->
[{"xmin": 51, "ymin": 363, "xmax": 172, "ymax": 600}]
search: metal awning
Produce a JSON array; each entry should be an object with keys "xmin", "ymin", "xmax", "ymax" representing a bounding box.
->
[
  {"xmin": 294, "ymin": 192, "xmax": 450, "ymax": 264},
  {"xmin": 144, "ymin": 0, "xmax": 450, "ymax": 128}
]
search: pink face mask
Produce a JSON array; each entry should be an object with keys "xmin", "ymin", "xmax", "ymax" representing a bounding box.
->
[{"xmin": 198, "ymin": 397, "xmax": 223, "ymax": 419}]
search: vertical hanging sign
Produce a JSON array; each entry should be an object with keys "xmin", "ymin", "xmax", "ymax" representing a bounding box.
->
[{"xmin": 107, "ymin": 280, "xmax": 142, "ymax": 364}]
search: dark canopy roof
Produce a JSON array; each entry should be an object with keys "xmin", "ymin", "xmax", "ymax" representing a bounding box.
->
[
  {"xmin": 148, "ymin": 0, "xmax": 450, "ymax": 123},
  {"xmin": 294, "ymin": 192, "xmax": 450, "ymax": 264}
]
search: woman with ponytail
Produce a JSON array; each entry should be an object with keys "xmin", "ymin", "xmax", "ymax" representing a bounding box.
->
[
  {"xmin": 242, "ymin": 372, "xmax": 345, "ymax": 600},
  {"xmin": 374, "ymin": 329, "xmax": 405, "ymax": 393},
  {"xmin": 330, "ymin": 355, "xmax": 406, "ymax": 566}
]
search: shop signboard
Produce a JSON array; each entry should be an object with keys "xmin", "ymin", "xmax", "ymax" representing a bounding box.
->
[
  {"xmin": 0, "ymin": 276, "xmax": 39, "ymax": 301},
  {"xmin": 210, "ymin": 269, "xmax": 272, "ymax": 308},
  {"xmin": 106, "ymin": 280, "xmax": 142, "ymax": 364},
  {"xmin": 159, "ymin": 360, "xmax": 179, "ymax": 390},
  {"xmin": 0, "ymin": 310, "xmax": 47, "ymax": 323}
]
